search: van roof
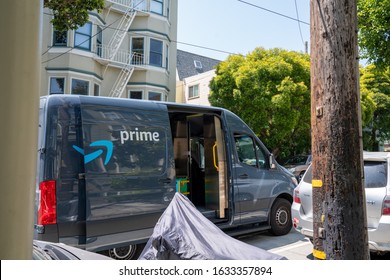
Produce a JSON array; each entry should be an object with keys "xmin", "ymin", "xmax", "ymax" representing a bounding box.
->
[{"xmin": 43, "ymin": 94, "xmax": 229, "ymax": 115}]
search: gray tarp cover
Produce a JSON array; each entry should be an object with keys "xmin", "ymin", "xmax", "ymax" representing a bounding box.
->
[{"xmin": 138, "ymin": 193, "xmax": 286, "ymax": 260}]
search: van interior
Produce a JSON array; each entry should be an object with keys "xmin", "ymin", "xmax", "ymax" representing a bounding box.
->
[{"xmin": 169, "ymin": 112, "xmax": 229, "ymax": 223}]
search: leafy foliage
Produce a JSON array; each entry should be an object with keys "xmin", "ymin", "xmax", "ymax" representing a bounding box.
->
[
  {"xmin": 209, "ymin": 48, "xmax": 311, "ymax": 159},
  {"xmin": 44, "ymin": 0, "xmax": 105, "ymax": 31},
  {"xmin": 358, "ymin": 0, "xmax": 390, "ymax": 68},
  {"xmin": 209, "ymin": 48, "xmax": 381, "ymax": 158},
  {"xmin": 360, "ymin": 65, "xmax": 390, "ymax": 150}
]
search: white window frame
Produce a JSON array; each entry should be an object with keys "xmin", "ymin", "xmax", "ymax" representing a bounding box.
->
[
  {"xmin": 74, "ymin": 22, "xmax": 92, "ymax": 51},
  {"xmin": 71, "ymin": 78, "xmax": 90, "ymax": 95},
  {"xmin": 131, "ymin": 37, "xmax": 145, "ymax": 65},
  {"xmin": 49, "ymin": 77, "xmax": 66, "ymax": 95},
  {"xmin": 149, "ymin": 38, "xmax": 163, "ymax": 67},
  {"xmin": 128, "ymin": 90, "xmax": 144, "ymax": 99},
  {"xmin": 188, "ymin": 84, "xmax": 199, "ymax": 99},
  {"xmin": 151, "ymin": 0, "xmax": 164, "ymax": 15},
  {"xmin": 94, "ymin": 83, "xmax": 100, "ymax": 96},
  {"xmin": 148, "ymin": 91, "xmax": 163, "ymax": 101}
]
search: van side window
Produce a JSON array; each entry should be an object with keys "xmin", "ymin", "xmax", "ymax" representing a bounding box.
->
[{"xmin": 234, "ymin": 134, "xmax": 267, "ymax": 169}]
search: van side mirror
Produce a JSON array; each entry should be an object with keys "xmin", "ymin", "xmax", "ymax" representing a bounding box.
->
[{"xmin": 269, "ymin": 154, "xmax": 276, "ymax": 169}]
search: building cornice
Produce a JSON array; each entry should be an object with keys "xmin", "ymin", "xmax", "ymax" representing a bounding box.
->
[{"xmin": 45, "ymin": 67, "xmax": 103, "ymax": 81}]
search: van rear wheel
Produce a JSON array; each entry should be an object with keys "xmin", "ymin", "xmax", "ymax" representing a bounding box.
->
[
  {"xmin": 268, "ymin": 198, "xmax": 292, "ymax": 236},
  {"xmin": 104, "ymin": 244, "xmax": 143, "ymax": 260}
]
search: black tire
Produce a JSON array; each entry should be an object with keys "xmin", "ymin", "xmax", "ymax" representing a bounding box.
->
[
  {"xmin": 101, "ymin": 243, "xmax": 144, "ymax": 260},
  {"xmin": 268, "ymin": 198, "xmax": 292, "ymax": 236}
]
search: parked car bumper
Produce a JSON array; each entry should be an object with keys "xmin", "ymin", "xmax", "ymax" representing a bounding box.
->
[
  {"xmin": 293, "ymin": 206, "xmax": 390, "ymax": 253},
  {"xmin": 368, "ymin": 215, "xmax": 390, "ymax": 253},
  {"xmin": 291, "ymin": 203, "xmax": 313, "ymax": 238}
]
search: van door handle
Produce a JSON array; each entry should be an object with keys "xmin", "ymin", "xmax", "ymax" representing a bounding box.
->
[
  {"xmin": 159, "ymin": 178, "xmax": 172, "ymax": 184},
  {"xmin": 239, "ymin": 174, "xmax": 249, "ymax": 179}
]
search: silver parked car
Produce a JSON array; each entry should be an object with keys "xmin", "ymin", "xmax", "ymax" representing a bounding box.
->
[
  {"xmin": 33, "ymin": 240, "xmax": 112, "ymax": 260},
  {"xmin": 291, "ymin": 152, "xmax": 390, "ymax": 253},
  {"xmin": 284, "ymin": 154, "xmax": 312, "ymax": 182}
]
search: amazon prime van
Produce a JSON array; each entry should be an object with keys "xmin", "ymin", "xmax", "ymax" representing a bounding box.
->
[{"xmin": 35, "ymin": 95, "xmax": 297, "ymax": 259}]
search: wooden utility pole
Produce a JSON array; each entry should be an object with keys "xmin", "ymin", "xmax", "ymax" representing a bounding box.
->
[{"xmin": 310, "ymin": 0, "xmax": 369, "ymax": 259}]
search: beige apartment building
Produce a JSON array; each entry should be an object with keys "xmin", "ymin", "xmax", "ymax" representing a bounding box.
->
[
  {"xmin": 41, "ymin": 0, "xmax": 178, "ymax": 101},
  {"xmin": 176, "ymin": 50, "xmax": 221, "ymax": 106}
]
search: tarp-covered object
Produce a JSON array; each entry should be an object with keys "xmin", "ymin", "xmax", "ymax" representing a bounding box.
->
[{"xmin": 138, "ymin": 192, "xmax": 287, "ymax": 260}]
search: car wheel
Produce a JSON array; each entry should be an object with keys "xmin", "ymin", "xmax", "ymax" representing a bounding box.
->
[
  {"xmin": 104, "ymin": 244, "xmax": 143, "ymax": 260},
  {"xmin": 268, "ymin": 198, "xmax": 292, "ymax": 236}
]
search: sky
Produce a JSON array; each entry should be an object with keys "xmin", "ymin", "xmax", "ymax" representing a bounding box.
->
[{"xmin": 177, "ymin": 0, "xmax": 310, "ymax": 61}]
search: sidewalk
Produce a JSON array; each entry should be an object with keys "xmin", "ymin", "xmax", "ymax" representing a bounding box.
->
[{"xmin": 237, "ymin": 229, "xmax": 313, "ymax": 260}]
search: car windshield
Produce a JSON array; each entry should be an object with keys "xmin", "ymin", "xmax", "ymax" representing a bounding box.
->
[{"xmin": 303, "ymin": 161, "xmax": 387, "ymax": 188}]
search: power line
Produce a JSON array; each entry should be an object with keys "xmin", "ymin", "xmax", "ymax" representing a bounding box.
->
[
  {"xmin": 294, "ymin": 0, "xmax": 306, "ymax": 47},
  {"xmin": 42, "ymin": 1, "xmax": 146, "ymax": 64},
  {"xmin": 42, "ymin": 1, "xmax": 309, "ymax": 64},
  {"xmin": 237, "ymin": 0, "xmax": 310, "ymax": 26},
  {"xmin": 42, "ymin": 12, "xmax": 238, "ymax": 63},
  {"xmin": 176, "ymin": 41, "xmax": 236, "ymax": 56}
]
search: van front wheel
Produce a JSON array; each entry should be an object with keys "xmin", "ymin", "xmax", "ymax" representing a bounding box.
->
[{"xmin": 268, "ymin": 198, "xmax": 292, "ymax": 236}]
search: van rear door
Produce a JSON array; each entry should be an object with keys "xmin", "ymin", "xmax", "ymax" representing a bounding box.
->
[{"xmin": 78, "ymin": 97, "xmax": 175, "ymax": 252}]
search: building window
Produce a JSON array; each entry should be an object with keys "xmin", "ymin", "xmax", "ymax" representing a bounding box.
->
[
  {"xmin": 189, "ymin": 85, "xmax": 199, "ymax": 99},
  {"xmin": 133, "ymin": 0, "xmax": 147, "ymax": 11},
  {"xmin": 49, "ymin": 77, "xmax": 65, "ymax": 94},
  {"xmin": 96, "ymin": 26, "xmax": 103, "ymax": 57},
  {"xmin": 167, "ymin": 0, "xmax": 170, "ymax": 19},
  {"xmin": 194, "ymin": 60, "xmax": 202, "ymax": 69},
  {"xmin": 131, "ymin": 37, "xmax": 144, "ymax": 64},
  {"xmin": 74, "ymin": 22, "xmax": 92, "ymax": 50},
  {"xmin": 53, "ymin": 30, "xmax": 67, "ymax": 46},
  {"xmin": 165, "ymin": 44, "xmax": 169, "ymax": 69},
  {"xmin": 71, "ymin": 79, "xmax": 89, "ymax": 95},
  {"xmin": 150, "ymin": 39, "xmax": 163, "ymax": 67},
  {"xmin": 94, "ymin": 84, "xmax": 100, "ymax": 96},
  {"xmin": 151, "ymin": 0, "xmax": 163, "ymax": 15},
  {"xmin": 148, "ymin": 92, "xmax": 162, "ymax": 101},
  {"xmin": 129, "ymin": 91, "xmax": 143, "ymax": 99}
]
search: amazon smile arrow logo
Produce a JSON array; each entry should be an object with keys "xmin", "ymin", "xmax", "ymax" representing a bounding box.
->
[{"xmin": 73, "ymin": 140, "xmax": 113, "ymax": 165}]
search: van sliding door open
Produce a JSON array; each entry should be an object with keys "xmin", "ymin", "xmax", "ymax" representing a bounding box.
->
[
  {"xmin": 204, "ymin": 116, "xmax": 227, "ymax": 219},
  {"xmin": 171, "ymin": 111, "xmax": 228, "ymax": 222}
]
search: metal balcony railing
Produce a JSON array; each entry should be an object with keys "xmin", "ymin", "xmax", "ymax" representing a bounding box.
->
[
  {"xmin": 95, "ymin": 44, "xmax": 147, "ymax": 67},
  {"xmin": 106, "ymin": 0, "xmax": 148, "ymax": 12}
]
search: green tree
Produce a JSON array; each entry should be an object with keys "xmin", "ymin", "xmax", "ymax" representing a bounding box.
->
[
  {"xmin": 358, "ymin": 0, "xmax": 390, "ymax": 68},
  {"xmin": 360, "ymin": 64, "xmax": 390, "ymax": 150},
  {"xmin": 44, "ymin": 0, "xmax": 104, "ymax": 31},
  {"xmin": 209, "ymin": 48, "xmax": 311, "ymax": 159},
  {"xmin": 209, "ymin": 48, "xmax": 378, "ymax": 158}
]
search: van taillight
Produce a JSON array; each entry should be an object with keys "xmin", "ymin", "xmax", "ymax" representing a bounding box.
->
[
  {"xmin": 38, "ymin": 180, "xmax": 57, "ymax": 225},
  {"xmin": 294, "ymin": 189, "xmax": 301, "ymax": 204},
  {"xmin": 383, "ymin": 199, "xmax": 390, "ymax": 215}
]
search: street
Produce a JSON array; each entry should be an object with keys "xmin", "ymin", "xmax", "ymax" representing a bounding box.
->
[
  {"xmin": 237, "ymin": 229, "xmax": 390, "ymax": 260},
  {"xmin": 237, "ymin": 229, "xmax": 313, "ymax": 260}
]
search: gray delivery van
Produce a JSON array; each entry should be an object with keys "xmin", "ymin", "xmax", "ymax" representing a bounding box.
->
[{"xmin": 35, "ymin": 95, "xmax": 297, "ymax": 259}]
